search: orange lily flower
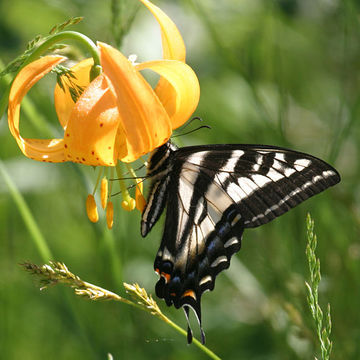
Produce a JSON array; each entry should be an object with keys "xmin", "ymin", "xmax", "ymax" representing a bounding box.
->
[
  {"xmin": 7, "ymin": 0, "xmax": 200, "ymax": 224},
  {"xmin": 8, "ymin": 0, "xmax": 199, "ymax": 166}
]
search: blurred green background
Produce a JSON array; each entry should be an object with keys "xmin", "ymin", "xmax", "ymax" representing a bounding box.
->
[{"xmin": 0, "ymin": 0, "xmax": 359, "ymax": 359}]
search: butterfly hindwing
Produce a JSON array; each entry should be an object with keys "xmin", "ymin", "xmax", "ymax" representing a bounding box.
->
[{"xmin": 141, "ymin": 142, "xmax": 340, "ymax": 344}]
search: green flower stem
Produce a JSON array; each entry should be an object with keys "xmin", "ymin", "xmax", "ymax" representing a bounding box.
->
[
  {"xmin": 23, "ymin": 31, "xmax": 101, "ymax": 78},
  {"xmin": 0, "ymin": 160, "xmax": 53, "ymax": 261},
  {"xmin": 108, "ymin": 167, "xmax": 115, "ymax": 198},
  {"xmin": 125, "ymin": 164, "xmax": 137, "ymax": 179},
  {"xmin": 125, "ymin": 163, "xmax": 141, "ymax": 190},
  {"xmin": 23, "ymin": 261, "xmax": 222, "ymax": 360}
]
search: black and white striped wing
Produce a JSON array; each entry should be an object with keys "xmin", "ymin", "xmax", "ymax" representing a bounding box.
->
[{"xmin": 141, "ymin": 143, "xmax": 340, "ymax": 344}]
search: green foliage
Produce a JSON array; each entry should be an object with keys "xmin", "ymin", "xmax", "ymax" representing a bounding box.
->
[
  {"xmin": 0, "ymin": 17, "xmax": 82, "ymax": 78},
  {"xmin": 305, "ymin": 214, "xmax": 333, "ymax": 360},
  {"xmin": 110, "ymin": 0, "xmax": 140, "ymax": 48},
  {"xmin": 0, "ymin": 35, "xmax": 41, "ymax": 77},
  {"xmin": 0, "ymin": 0, "xmax": 358, "ymax": 359},
  {"xmin": 49, "ymin": 17, "xmax": 83, "ymax": 35},
  {"xmin": 52, "ymin": 65, "xmax": 85, "ymax": 103},
  {"xmin": 21, "ymin": 260, "xmax": 221, "ymax": 359}
]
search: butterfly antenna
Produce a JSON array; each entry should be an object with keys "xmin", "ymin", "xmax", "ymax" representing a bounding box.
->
[
  {"xmin": 172, "ymin": 125, "xmax": 211, "ymax": 138},
  {"xmin": 109, "ymin": 175, "xmax": 147, "ymax": 182},
  {"xmin": 181, "ymin": 116, "xmax": 203, "ymax": 130},
  {"xmin": 110, "ymin": 177, "xmax": 147, "ymax": 197},
  {"xmin": 126, "ymin": 177, "xmax": 147, "ymax": 191},
  {"xmin": 109, "ymin": 161, "xmax": 148, "ymax": 181},
  {"xmin": 132, "ymin": 161, "xmax": 148, "ymax": 172}
]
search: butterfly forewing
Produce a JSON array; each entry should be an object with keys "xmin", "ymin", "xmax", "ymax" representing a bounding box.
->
[
  {"xmin": 141, "ymin": 142, "xmax": 340, "ymax": 344},
  {"xmin": 181, "ymin": 144, "xmax": 340, "ymax": 228}
]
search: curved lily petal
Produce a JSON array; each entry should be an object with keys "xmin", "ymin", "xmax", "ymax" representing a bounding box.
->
[
  {"xmin": 64, "ymin": 74, "xmax": 127, "ymax": 166},
  {"xmin": 140, "ymin": 1, "xmax": 197, "ymax": 129},
  {"xmin": 99, "ymin": 42, "xmax": 172, "ymax": 163},
  {"xmin": 54, "ymin": 58, "xmax": 94, "ymax": 128},
  {"xmin": 136, "ymin": 60, "xmax": 199, "ymax": 129},
  {"xmin": 8, "ymin": 55, "xmax": 67, "ymax": 162},
  {"xmin": 140, "ymin": 0, "xmax": 185, "ymax": 61}
]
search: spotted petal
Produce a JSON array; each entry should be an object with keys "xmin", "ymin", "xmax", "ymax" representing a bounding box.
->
[
  {"xmin": 99, "ymin": 42, "xmax": 172, "ymax": 163},
  {"xmin": 64, "ymin": 74, "xmax": 127, "ymax": 166}
]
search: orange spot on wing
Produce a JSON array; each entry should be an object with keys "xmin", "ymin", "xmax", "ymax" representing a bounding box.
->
[
  {"xmin": 161, "ymin": 272, "xmax": 171, "ymax": 283},
  {"xmin": 182, "ymin": 289, "xmax": 197, "ymax": 301}
]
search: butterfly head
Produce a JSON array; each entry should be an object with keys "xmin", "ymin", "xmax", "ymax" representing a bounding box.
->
[{"xmin": 146, "ymin": 141, "xmax": 178, "ymax": 179}]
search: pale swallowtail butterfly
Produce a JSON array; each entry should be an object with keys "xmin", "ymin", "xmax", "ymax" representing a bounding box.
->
[{"xmin": 141, "ymin": 141, "xmax": 340, "ymax": 344}]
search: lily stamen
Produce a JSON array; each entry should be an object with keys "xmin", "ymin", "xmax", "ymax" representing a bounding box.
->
[
  {"xmin": 106, "ymin": 201, "xmax": 114, "ymax": 229},
  {"xmin": 100, "ymin": 177, "xmax": 108, "ymax": 209},
  {"xmin": 86, "ymin": 194, "xmax": 99, "ymax": 223},
  {"xmin": 116, "ymin": 163, "xmax": 136, "ymax": 212},
  {"xmin": 126, "ymin": 164, "xmax": 147, "ymax": 212}
]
